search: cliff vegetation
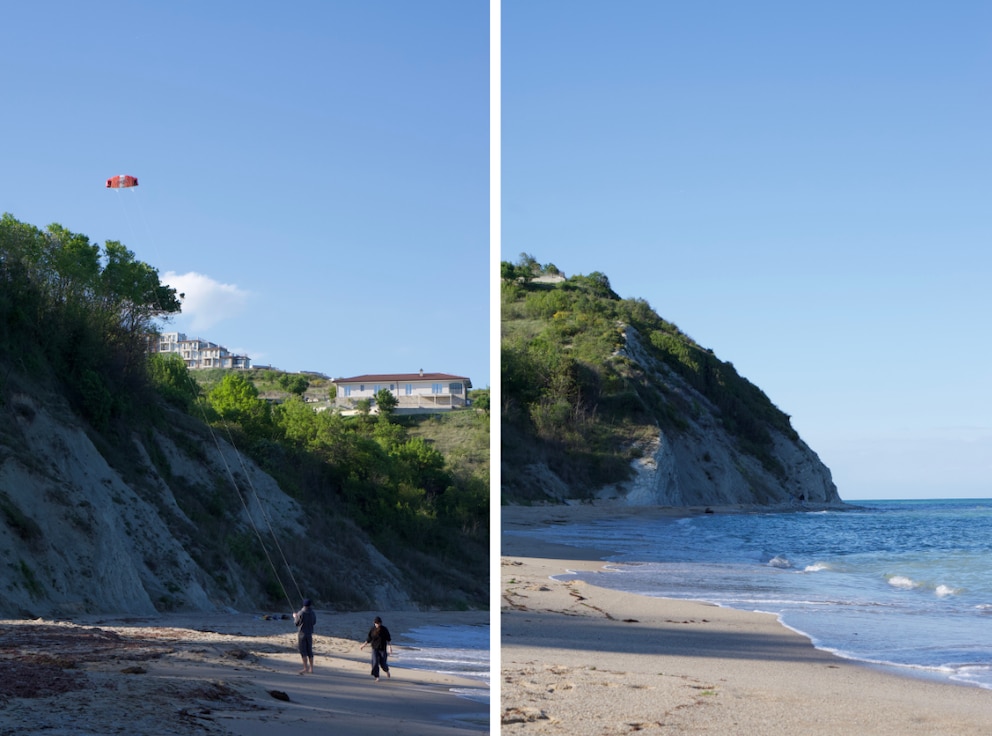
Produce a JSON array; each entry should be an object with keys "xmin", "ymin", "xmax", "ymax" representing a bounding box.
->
[
  {"xmin": 501, "ymin": 254, "xmax": 840, "ymax": 507},
  {"xmin": 0, "ymin": 214, "xmax": 488, "ymax": 616}
]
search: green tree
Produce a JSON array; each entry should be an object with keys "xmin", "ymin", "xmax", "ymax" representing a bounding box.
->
[
  {"xmin": 501, "ymin": 261, "xmax": 523, "ymax": 281},
  {"xmin": 517, "ymin": 252, "xmax": 540, "ymax": 276},
  {"xmin": 42, "ymin": 224, "xmax": 101, "ymax": 307},
  {"xmin": 374, "ymin": 388, "xmax": 399, "ymax": 417},
  {"xmin": 99, "ymin": 240, "xmax": 182, "ymax": 333},
  {"xmin": 148, "ymin": 353, "xmax": 200, "ymax": 408},
  {"xmin": 278, "ymin": 373, "xmax": 309, "ymax": 396},
  {"xmin": 391, "ymin": 437, "xmax": 449, "ymax": 500},
  {"xmin": 372, "ymin": 417, "xmax": 406, "ymax": 449},
  {"xmin": 209, "ymin": 372, "xmax": 271, "ymax": 436},
  {"xmin": 471, "ymin": 389, "xmax": 490, "ymax": 415}
]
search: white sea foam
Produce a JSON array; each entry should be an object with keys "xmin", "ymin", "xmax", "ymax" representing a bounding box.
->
[
  {"xmin": 887, "ymin": 575, "xmax": 919, "ymax": 590},
  {"xmin": 767, "ymin": 555, "xmax": 792, "ymax": 568},
  {"xmin": 935, "ymin": 584, "xmax": 959, "ymax": 597},
  {"xmin": 447, "ymin": 687, "xmax": 490, "ymax": 704},
  {"xmin": 804, "ymin": 562, "xmax": 831, "ymax": 572},
  {"xmin": 949, "ymin": 665, "xmax": 992, "ymax": 689}
]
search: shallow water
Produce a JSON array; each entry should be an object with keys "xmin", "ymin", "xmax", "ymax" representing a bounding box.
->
[
  {"xmin": 505, "ymin": 499, "xmax": 992, "ymax": 689},
  {"xmin": 400, "ymin": 623, "xmax": 490, "ymax": 703}
]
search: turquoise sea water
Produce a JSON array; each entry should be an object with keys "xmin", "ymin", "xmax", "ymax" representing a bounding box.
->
[{"xmin": 505, "ymin": 499, "xmax": 992, "ymax": 689}]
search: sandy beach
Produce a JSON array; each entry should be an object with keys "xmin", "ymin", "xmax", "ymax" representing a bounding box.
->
[
  {"xmin": 0, "ymin": 609, "xmax": 488, "ymax": 735},
  {"xmin": 501, "ymin": 504, "xmax": 992, "ymax": 735}
]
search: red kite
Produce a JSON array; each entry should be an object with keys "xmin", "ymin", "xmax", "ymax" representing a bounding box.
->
[{"xmin": 106, "ymin": 175, "xmax": 138, "ymax": 188}]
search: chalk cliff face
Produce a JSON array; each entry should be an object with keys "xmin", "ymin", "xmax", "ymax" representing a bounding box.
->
[
  {"xmin": 527, "ymin": 325, "xmax": 842, "ymax": 508},
  {"xmin": 0, "ymin": 390, "xmax": 411, "ymax": 618}
]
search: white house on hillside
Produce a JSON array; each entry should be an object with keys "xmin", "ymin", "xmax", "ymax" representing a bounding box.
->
[
  {"xmin": 152, "ymin": 332, "xmax": 251, "ymax": 370},
  {"xmin": 331, "ymin": 371, "xmax": 471, "ymax": 412}
]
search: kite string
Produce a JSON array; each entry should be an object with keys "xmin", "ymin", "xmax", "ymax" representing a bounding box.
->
[
  {"xmin": 113, "ymin": 189, "xmax": 137, "ymax": 241},
  {"xmin": 112, "ymin": 185, "xmax": 303, "ymax": 613},
  {"xmin": 216, "ymin": 419, "xmax": 305, "ymax": 603}
]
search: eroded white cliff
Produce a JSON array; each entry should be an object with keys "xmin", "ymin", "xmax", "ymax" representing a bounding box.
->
[{"xmin": 0, "ymin": 391, "xmax": 411, "ymax": 617}]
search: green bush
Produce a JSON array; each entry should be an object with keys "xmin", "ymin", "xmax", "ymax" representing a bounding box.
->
[{"xmin": 148, "ymin": 353, "xmax": 200, "ymax": 408}]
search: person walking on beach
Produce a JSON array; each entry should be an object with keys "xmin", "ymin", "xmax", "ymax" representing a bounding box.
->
[
  {"xmin": 359, "ymin": 615, "xmax": 392, "ymax": 681},
  {"xmin": 294, "ymin": 598, "xmax": 316, "ymax": 674}
]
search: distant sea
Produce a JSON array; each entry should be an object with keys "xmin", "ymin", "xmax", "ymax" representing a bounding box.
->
[{"xmin": 505, "ymin": 499, "xmax": 992, "ymax": 689}]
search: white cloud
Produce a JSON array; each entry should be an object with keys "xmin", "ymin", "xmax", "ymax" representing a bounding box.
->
[{"xmin": 162, "ymin": 271, "xmax": 252, "ymax": 331}]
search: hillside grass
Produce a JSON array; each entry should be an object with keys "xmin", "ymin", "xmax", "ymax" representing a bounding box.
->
[{"xmin": 401, "ymin": 409, "xmax": 490, "ymax": 489}]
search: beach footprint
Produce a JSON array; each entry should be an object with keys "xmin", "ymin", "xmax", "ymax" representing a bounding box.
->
[{"xmin": 502, "ymin": 706, "xmax": 551, "ymax": 724}]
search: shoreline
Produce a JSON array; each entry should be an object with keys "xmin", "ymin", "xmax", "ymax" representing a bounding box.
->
[
  {"xmin": 501, "ymin": 503, "xmax": 992, "ymax": 734},
  {"xmin": 0, "ymin": 609, "xmax": 488, "ymax": 735}
]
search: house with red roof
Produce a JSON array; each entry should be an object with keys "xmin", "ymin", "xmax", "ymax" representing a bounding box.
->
[{"xmin": 330, "ymin": 370, "xmax": 472, "ymax": 413}]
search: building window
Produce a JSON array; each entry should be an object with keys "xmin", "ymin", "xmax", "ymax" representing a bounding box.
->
[
  {"xmin": 405, "ymin": 384, "xmax": 412, "ymax": 395},
  {"xmin": 344, "ymin": 386, "xmax": 351, "ymax": 397},
  {"xmin": 360, "ymin": 384, "xmax": 365, "ymax": 392},
  {"xmin": 449, "ymin": 383, "xmax": 463, "ymax": 394},
  {"xmin": 432, "ymin": 383, "xmax": 443, "ymax": 394},
  {"xmin": 373, "ymin": 384, "xmax": 381, "ymax": 393}
]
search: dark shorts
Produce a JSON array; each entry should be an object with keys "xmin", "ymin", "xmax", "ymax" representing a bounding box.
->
[{"xmin": 298, "ymin": 633, "xmax": 313, "ymax": 658}]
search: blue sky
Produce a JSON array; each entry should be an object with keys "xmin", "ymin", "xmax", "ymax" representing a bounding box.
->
[
  {"xmin": 1, "ymin": 1, "xmax": 489, "ymax": 388},
  {"xmin": 503, "ymin": 2, "xmax": 992, "ymax": 500}
]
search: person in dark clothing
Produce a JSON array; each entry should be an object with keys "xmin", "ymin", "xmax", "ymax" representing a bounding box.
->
[
  {"xmin": 359, "ymin": 615, "xmax": 392, "ymax": 681},
  {"xmin": 294, "ymin": 598, "xmax": 316, "ymax": 674}
]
